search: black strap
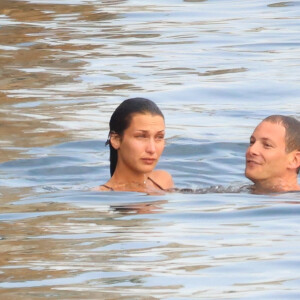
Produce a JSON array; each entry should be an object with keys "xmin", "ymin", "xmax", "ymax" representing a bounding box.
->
[
  {"xmin": 101, "ymin": 184, "xmax": 114, "ymax": 191},
  {"xmin": 148, "ymin": 177, "xmax": 164, "ymax": 190},
  {"xmin": 101, "ymin": 177, "xmax": 164, "ymax": 191}
]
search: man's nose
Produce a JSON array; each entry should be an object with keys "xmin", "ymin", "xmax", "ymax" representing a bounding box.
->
[{"xmin": 248, "ymin": 142, "xmax": 259, "ymax": 155}]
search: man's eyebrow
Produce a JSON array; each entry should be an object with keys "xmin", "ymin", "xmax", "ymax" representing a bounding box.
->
[
  {"xmin": 260, "ymin": 137, "xmax": 275, "ymax": 143},
  {"xmin": 261, "ymin": 137, "xmax": 272, "ymax": 141}
]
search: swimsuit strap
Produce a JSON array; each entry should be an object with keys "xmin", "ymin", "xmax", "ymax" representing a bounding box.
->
[
  {"xmin": 148, "ymin": 177, "xmax": 164, "ymax": 190},
  {"xmin": 101, "ymin": 178, "xmax": 164, "ymax": 191},
  {"xmin": 101, "ymin": 184, "xmax": 114, "ymax": 191}
]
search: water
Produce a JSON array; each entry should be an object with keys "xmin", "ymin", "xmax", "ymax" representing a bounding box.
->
[{"xmin": 1, "ymin": 0, "xmax": 300, "ymax": 299}]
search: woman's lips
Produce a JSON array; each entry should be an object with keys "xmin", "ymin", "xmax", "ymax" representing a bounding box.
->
[{"xmin": 142, "ymin": 158, "xmax": 156, "ymax": 164}]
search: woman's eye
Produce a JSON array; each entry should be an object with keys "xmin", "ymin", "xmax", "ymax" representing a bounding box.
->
[
  {"xmin": 156, "ymin": 135, "xmax": 164, "ymax": 140},
  {"xmin": 136, "ymin": 134, "xmax": 146, "ymax": 138}
]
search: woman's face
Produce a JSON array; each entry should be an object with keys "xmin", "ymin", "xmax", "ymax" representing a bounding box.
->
[{"xmin": 113, "ymin": 113, "xmax": 165, "ymax": 175}]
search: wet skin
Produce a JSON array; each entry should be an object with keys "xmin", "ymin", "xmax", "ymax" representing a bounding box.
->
[
  {"xmin": 113, "ymin": 113, "xmax": 165, "ymax": 177},
  {"xmin": 245, "ymin": 121, "xmax": 300, "ymax": 192},
  {"xmin": 100, "ymin": 113, "xmax": 173, "ymax": 192}
]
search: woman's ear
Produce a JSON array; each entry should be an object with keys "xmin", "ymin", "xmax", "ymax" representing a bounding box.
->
[{"xmin": 110, "ymin": 133, "xmax": 121, "ymax": 150}]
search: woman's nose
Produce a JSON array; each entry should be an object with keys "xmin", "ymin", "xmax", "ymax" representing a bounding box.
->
[{"xmin": 146, "ymin": 138, "xmax": 156, "ymax": 153}]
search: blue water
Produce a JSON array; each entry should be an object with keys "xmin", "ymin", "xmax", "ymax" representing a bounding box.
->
[{"xmin": 0, "ymin": 0, "xmax": 300, "ymax": 299}]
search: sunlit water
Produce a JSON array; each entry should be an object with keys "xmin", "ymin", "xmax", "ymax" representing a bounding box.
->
[{"xmin": 0, "ymin": 0, "xmax": 300, "ymax": 299}]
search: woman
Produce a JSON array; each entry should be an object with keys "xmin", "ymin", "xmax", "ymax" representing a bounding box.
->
[{"xmin": 97, "ymin": 97, "xmax": 174, "ymax": 193}]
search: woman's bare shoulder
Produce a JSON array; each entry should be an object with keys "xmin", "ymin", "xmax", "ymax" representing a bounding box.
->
[
  {"xmin": 150, "ymin": 169, "xmax": 174, "ymax": 189},
  {"xmin": 91, "ymin": 184, "xmax": 112, "ymax": 191}
]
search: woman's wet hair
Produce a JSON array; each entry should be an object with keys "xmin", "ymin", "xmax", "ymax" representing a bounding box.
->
[
  {"xmin": 106, "ymin": 97, "xmax": 164, "ymax": 176},
  {"xmin": 263, "ymin": 115, "xmax": 300, "ymax": 174}
]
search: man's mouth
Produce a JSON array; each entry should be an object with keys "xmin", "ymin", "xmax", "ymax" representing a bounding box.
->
[{"xmin": 246, "ymin": 159, "xmax": 262, "ymax": 165}]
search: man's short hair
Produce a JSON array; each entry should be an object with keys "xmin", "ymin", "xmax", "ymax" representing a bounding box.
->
[{"xmin": 263, "ymin": 115, "xmax": 300, "ymax": 174}]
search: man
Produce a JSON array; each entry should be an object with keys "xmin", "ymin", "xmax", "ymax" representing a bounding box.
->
[{"xmin": 245, "ymin": 115, "xmax": 300, "ymax": 193}]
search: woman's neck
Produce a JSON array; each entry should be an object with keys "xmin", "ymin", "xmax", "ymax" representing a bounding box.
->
[
  {"xmin": 111, "ymin": 172, "xmax": 147, "ymax": 186},
  {"xmin": 108, "ymin": 164, "xmax": 150, "ymax": 191}
]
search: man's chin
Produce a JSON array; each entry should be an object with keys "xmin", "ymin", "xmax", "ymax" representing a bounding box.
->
[{"xmin": 245, "ymin": 170, "xmax": 258, "ymax": 183}]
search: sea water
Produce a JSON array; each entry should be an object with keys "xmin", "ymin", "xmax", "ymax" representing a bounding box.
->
[{"xmin": 0, "ymin": 0, "xmax": 300, "ymax": 299}]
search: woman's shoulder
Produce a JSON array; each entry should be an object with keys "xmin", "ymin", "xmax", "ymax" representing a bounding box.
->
[
  {"xmin": 92, "ymin": 183, "xmax": 113, "ymax": 191},
  {"xmin": 149, "ymin": 169, "xmax": 174, "ymax": 190}
]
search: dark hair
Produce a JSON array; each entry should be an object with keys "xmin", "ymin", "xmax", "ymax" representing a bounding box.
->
[
  {"xmin": 263, "ymin": 115, "xmax": 300, "ymax": 174},
  {"xmin": 106, "ymin": 97, "xmax": 164, "ymax": 176}
]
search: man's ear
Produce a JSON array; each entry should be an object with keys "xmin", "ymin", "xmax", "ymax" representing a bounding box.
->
[
  {"xmin": 288, "ymin": 150, "xmax": 300, "ymax": 171},
  {"xmin": 110, "ymin": 132, "xmax": 121, "ymax": 150}
]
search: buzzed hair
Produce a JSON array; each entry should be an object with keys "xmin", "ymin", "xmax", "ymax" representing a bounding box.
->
[{"xmin": 263, "ymin": 115, "xmax": 300, "ymax": 173}]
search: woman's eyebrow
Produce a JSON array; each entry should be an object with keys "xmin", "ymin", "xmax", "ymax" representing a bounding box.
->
[{"xmin": 135, "ymin": 129, "xmax": 165, "ymax": 132}]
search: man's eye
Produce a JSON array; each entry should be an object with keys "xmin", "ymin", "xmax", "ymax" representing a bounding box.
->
[
  {"xmin": 264, "ymin": 143, "xmax": 272, "ymax": 148},
  {"xmin": 249, "ymin": 140, "xmax": 254, "ymax": 145}
]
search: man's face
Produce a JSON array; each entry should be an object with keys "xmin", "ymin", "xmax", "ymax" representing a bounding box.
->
[{"xmin": 245, "ymin": 121, "xmax": 292, "ymax": 184}]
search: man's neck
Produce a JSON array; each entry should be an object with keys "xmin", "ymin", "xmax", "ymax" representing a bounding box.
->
[{"xmin": 253, "ymin": 176, "xmax": 300, "ymax": 194}]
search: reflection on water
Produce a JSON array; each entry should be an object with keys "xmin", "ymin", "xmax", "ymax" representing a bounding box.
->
[
  {"xmin": 1, "ymin": 0, "xmax": 300, "ymax": 162},
  {"xmin": 1, "ymin": 190, "xmax": 300, "ymax": 299},
  {"xmin": 1, "ymin": 0, "xmax": 300, "ymax": 298}
]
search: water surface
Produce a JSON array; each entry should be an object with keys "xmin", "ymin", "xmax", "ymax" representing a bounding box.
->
[{"xmin": 0, "ymin": 0, "xmax": 300, "ymax": 299}]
